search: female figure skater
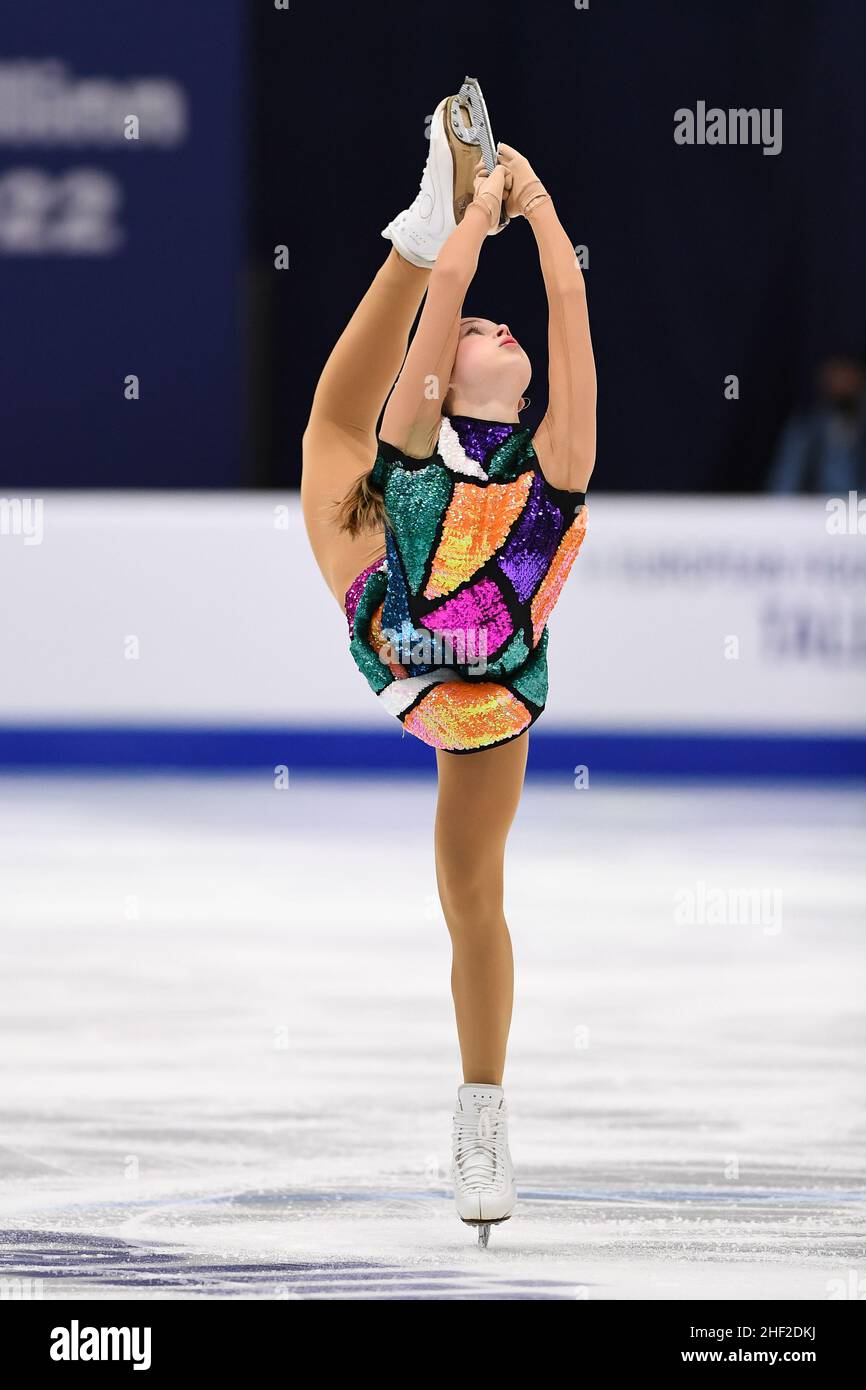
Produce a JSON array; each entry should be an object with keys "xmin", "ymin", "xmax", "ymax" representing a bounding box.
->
[{"xmin": 301, "ymin": 80, "xmax": 596, "ymax": 1246}]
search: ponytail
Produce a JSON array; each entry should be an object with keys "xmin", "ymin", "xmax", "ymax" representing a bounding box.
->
[{"xmin": 334, "ymin": 467, "xmax": 387, "ymax": 538}]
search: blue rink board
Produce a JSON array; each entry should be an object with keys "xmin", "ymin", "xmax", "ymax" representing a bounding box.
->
[{"xmin": 0, "ymin": 726, "xmax": 864, "ymax": 779}]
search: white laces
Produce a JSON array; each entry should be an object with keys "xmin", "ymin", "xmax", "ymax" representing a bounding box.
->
[{"xmin": 452, "ymin": 1105, "xmax": 505, "ymax": 1191}]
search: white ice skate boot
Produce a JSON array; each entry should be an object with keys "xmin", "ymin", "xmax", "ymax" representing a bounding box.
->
[
  {"xmin": 451, "ymin": 1082, "xmax": 516, "ymax": 1247},
  {"xmin": 381, "ymin": 78, "xmax": 506, "ymax": 269}
]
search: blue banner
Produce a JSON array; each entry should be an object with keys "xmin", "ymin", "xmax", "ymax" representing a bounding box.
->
[{"xmin": 0, "ymin": 2, "xmax": 245, "ymax": 486}]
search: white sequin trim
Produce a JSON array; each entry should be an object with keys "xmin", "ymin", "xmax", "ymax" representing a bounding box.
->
[
  {"xmin": 436, "ymin": 416, "xmax": 488, "ymax": 479},
  {"xmin": 378, "ymin": 667, "xmax": 458, "ymax": 717}
]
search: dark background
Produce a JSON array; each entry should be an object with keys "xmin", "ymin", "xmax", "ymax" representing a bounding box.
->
[
  {"xmin": 3, "ymin": 0, "xmax": 865, "ymax": 491},
  {"xmin": 258, "ymin": 0, "xmax": 865, "ymax": 493}
]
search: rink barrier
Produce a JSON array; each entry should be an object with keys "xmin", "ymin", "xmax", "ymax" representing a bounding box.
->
[{"xmin": 0, "ymin": 726, "xmax": 863, "ymax": 778}]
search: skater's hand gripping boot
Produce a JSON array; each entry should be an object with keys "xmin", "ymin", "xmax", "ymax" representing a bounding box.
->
[
  {"xmin": 470, "ymin": 160, "xmax": 510, "ymax": 233},
  {"xmin": 497, "ymin": 143, "xmax": 550, "ymax": 219}
]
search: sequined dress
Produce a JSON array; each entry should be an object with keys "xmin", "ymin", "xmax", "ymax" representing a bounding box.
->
[{"xmin": 344, "ymin": 413, "xmax": 588, "ymax": 754}]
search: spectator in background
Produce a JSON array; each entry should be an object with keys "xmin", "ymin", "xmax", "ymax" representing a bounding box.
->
[{"xmin": 767, "ymin": 355, "xmax": 866, "ymax": 493}]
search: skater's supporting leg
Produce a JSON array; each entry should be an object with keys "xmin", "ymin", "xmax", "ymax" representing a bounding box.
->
[
  {"xmin": 301, "ymin": 249, "xmax": 431, "ymax": 603},
  {"xmin": 434, "ymin": 733, "xmax": 529, "ymax": 1085}
]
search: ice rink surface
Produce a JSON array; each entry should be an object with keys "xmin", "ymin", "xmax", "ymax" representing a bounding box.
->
[{"xmin": 0, "ymin": 771, "xmax": 864, "ymax": 1301}]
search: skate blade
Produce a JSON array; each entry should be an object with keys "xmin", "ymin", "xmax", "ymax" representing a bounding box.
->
[
  {"xmin": 457, "ymin": 77, "xmax": 497, "ymax": 173},
  {"xmin": 444, "ymin": 99, "xmax": 485, "ymax": 223},
  {"xmin": 459, "ymin": 1213, "xmax": 511, "ymax": 1248},
  {"xmin": 456, "ymin": 77, "xmax": 508, "ymax": 231}
]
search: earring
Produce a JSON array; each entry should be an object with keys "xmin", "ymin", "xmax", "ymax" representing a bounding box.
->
[{"xmin": 519, "ymin": 395, "xmax": 531, "ymax": 411}]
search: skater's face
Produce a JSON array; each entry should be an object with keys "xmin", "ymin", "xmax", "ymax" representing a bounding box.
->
[{"xmin": 448, "ymin": 317, "xmax": 531, "ymax": 412}]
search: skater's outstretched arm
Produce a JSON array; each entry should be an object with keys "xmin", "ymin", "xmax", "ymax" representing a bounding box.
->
[
  {"xmin": 499, "ymin": 144, "xmax": 597, "ymax": 493},
  {"xmin": 380, "ymin": 163, "xmax": 508, "ymax": 458}
]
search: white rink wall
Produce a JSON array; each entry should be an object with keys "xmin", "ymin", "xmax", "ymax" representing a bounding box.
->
[{"xmin": 1, "ymin": 492, "xmax": 864, "ymax": 736}]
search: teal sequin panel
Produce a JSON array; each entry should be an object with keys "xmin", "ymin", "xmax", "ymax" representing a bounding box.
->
[
  {"xmin": 348, "ymin": 567, "xmax": 393, "ymax": 694},
  {"xmin": 486, "ymin": 432, "xmax": 536, "ymax": 482},
  {"xmin": 383, "ymin": 465, "xmax": 452, "ymax": 594},
  {"xmin": 370, "ymin": 453, "xmax": 388, "ymax": 491},
  {"xmin": 381, "ymin": 529, "xmax": 412, "ymax": 634},
  {"xmin": 510, "ymin": 627, "xmax": 550, "ymax": 707},
  {"xmin": 382, "ymin": 529, "xmax": 433, "ymax": 674},
  {"xmin": 485, "ymin": 626, "xmax": 530, "ymax": 677}
]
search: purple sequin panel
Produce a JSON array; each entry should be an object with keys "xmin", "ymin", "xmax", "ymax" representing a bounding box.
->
[
  {"xmin": 447, "ymin": 415, "xmax": 520, "ymax": 467},
  {"xmin": 345, "ymin": 558, "xmax": 383, "ymax": 636},
  {"xmin": 497, "ymin": 472, "xmax": 563, "ymax": 602}
]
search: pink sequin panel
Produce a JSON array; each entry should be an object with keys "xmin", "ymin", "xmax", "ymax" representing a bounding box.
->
[
  {"xmin": 344, "ymin": 559, "xmax": 384, "ymax": 637},
  {"xmin": 420, "ymin": 576, "xmax": 514, "ymax": 658}
]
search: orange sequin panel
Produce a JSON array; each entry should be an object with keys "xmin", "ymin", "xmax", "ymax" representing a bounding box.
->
[
  {"xmin": 369, "ymin": 601, "xmax": 409, "ymax": 678},
  {"xmin": 403, "ymin": 681, "xmax": 532, "ymax": 751},
  {"xmin": 424, "ymin": 473, "xmax": 533, "ymax": 599},
  {"xmin": 530, "ymin": 506, "xmax": 588, "ymax": 645}
]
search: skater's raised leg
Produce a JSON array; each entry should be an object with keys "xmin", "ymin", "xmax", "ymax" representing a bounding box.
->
[
  {"xmin": 302, "ymin": 88, "xmax": 490, "ymax": 607},
  {"xmin": 301, "ymin": 249, "xmax": 430, "ymax": 605}
]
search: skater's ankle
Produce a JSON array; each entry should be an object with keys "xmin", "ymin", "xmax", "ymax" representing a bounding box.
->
[{"xmin": 385, "ymin": 247, "xmax": 431, "ymax": 279}]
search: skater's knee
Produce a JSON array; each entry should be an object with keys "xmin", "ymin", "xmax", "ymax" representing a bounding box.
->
[{"xmin": 437, "ymin": 858, "xmax": 504, "ymax": 933}]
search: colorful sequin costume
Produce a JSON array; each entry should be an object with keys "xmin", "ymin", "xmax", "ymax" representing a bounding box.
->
[{"xmin": 344, "ymin": 413, "xmax": 588, "ymax": 753}]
